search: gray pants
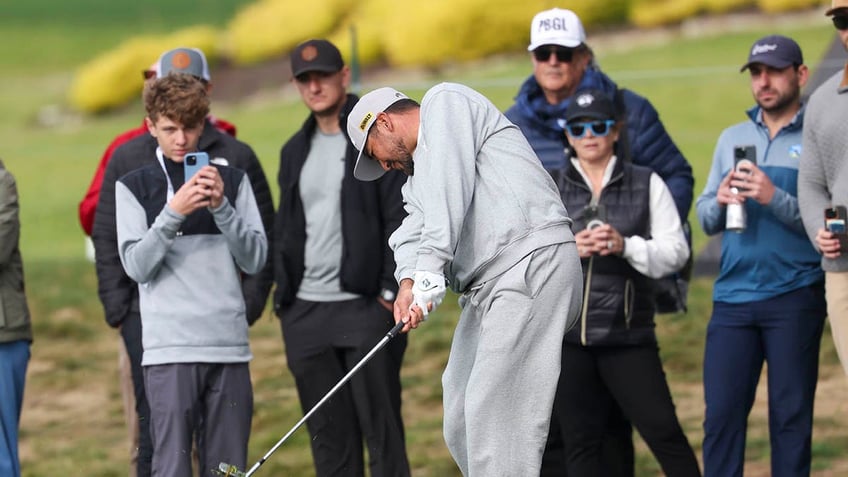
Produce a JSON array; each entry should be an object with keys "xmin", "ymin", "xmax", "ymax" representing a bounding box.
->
[
  {"xmin": 144, "ymin": 362, "xmax": 253, "ymax": 476},
  {"xmin": 443, "ymin": 242, "xmax": 582, "ymax": 476}
]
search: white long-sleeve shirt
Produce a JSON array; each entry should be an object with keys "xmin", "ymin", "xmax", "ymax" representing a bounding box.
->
[{"xmin": 571, "ymin": 156, "xmax": 689, "ymax": 279}]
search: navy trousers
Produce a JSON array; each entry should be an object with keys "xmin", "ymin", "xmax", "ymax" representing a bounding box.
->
[{"xmin": 702, "ymin": 283, "xmax": 826, "ymax": 477}]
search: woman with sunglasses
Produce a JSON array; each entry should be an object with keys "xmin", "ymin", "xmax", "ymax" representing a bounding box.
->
[{"xmin": 550, "ymin": 88, "xmax": 701, "ymax": 476}]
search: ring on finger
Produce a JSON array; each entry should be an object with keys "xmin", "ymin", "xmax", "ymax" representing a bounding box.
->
[{"xmin": 607, "ymin": 240, "xmax": 613, "ymax": 250}]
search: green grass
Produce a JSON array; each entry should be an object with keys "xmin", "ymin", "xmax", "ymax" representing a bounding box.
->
[
  {"xmin": 6, "ymin": 7, "xmax": 848, "ymax": 477},
  {"xmin": 0, "ymin": 0, "xmax": 253, "ymax": 73}
]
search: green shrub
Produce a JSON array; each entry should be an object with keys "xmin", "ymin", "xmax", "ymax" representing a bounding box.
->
[
  {"xmin": 226, "ymin": 0, "xmax": 356, "ymax": 64},
  {"xmin": 68, "ymin": 26, "xmax": 218, "ymax": 113}
]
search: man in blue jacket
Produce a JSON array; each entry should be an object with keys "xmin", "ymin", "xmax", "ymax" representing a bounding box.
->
[{"xmin": 506, "ymin": 8, "xmax": 694, "ymax": 475}]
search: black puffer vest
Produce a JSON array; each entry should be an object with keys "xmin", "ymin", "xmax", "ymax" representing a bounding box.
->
[{"xmin": 559, "ymin": 158, "xmax": 657, "ymax": 346}]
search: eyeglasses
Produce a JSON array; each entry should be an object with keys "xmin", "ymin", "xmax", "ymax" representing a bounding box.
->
[
  {"xmin": 833, "ymin": 15, "xmax": 848, "ymax": 31},
  {"xmin": 565, "ymin": 120, "xmax": 616, "ymax": 139},
  {"xmin": 533, "ymin": 46, "xmax": 575, "ymax": 63},
  {"xmin": 142, "ymin": 69, "xmax": 157, "ymax": 80}
]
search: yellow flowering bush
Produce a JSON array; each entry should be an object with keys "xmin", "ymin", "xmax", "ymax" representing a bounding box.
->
[
  {"xmin": 66, "ymin": 0, "xmax": 828, "ymax": 113},
  {"xmin": 68, "ymin": 26, "xmax": 218, "ymax": 114},
  {"xmin": 226, "ymin": 0, "xmax": 356, "ymax": 64}
]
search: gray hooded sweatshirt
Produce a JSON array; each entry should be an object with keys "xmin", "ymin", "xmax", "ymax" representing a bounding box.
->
[{"xmin": 389, "ymin": 83, "xmax": 574, "ymax": 292}]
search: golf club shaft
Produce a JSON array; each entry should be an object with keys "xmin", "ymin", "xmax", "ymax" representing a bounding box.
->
[{"xmin": 243, "ymin": 319, "xmax": 406, "ymax": 477}]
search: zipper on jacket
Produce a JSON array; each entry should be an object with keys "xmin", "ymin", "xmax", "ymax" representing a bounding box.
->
[
  {"xmin": 580, "ymin": 256, "xmax": 594, "ymax": 346},
  {"xmin": 624, "ymin": 279, "xmax": 635, "ymax": 330}
]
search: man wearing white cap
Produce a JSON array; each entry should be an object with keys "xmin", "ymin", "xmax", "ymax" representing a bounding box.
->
[
  {"xmin": 799, "ymin": 0, "xmax": 848, "ymax": 381},
  {"xmin": 346, "ymin": 82, "xmax": 583, "ymax": 476}
]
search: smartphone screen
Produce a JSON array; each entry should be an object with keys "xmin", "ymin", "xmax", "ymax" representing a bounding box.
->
[{"xmin": 184, "ymin": 151, "xmax": 210, "ymax": 184}]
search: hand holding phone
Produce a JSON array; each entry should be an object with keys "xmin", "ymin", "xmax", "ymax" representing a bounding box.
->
[
  {"xmin": 732, "ymin": 145, "xmax": 756, "ymax": 190},
  {"xmin": 825, "ymin": 206, "xmax": 848, "ymax": 251},
  {"xmin": 184, "ymin": 151, "xmax": 210, "ymax": 184}
]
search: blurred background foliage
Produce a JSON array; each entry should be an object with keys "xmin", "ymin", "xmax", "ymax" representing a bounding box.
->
[{"xmin": 60, "ymin": 0, "xmax": 828, "ymax": 113}]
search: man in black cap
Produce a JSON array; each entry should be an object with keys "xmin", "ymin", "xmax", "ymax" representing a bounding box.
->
[
  {"xmin": 696, "ymin": 35, "xmax": 825, "ymax": 476},
  {"xmin": 272, "ymin": 39, "xmax": 410, "ymax": 477}
]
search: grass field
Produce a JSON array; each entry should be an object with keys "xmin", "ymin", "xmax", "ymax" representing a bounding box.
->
[{"xmin": 4, "ymin": 3, "xmax": 848, "ymax": 476}]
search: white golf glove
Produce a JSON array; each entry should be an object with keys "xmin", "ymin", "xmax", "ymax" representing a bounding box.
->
[{"xmin": 411, "ymin": 271, "xmax": 447, "ymax": 317}]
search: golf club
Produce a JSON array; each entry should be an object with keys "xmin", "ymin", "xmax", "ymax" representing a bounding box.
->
[{"xmin": 215, "ymin": 319, "xmax": 407, "ymax": 477}]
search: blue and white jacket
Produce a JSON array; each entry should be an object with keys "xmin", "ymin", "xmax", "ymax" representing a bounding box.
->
[
  {"xmin": 116, "ymin": 159, "xmax": 267, "ymax": 365},
  {"xmin": 695, "ymin": 105, "xmax": 822, "ymax": 303}
]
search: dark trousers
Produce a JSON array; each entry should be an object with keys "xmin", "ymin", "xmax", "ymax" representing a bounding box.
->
[
  {"xmin": 119, "ymin": 312, "xmax": 152, "ymax": 477},
  {"xmin": 703, "ymin": 284, "xmax": 825, "ymax": 477},
  {"xmin": 556, "ymin": 343, "xmax": 701, "ymax": 477},
  {"xmin": 541, "ymin": 398, "xmax": 634, "ymax": 477},
  {"xmin": 279, "ymin": 298, "xmax": 410, "ymax": 477}
]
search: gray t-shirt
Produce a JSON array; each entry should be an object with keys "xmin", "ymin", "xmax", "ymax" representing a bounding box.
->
[{"xmin": 297, "ymin": 130, "xmax": 360, "ymax": 301}]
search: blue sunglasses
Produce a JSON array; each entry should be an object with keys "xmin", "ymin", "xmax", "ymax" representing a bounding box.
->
[{"xmin": 565, "ymin": 120, "xmax": 616, "ymax": 139}]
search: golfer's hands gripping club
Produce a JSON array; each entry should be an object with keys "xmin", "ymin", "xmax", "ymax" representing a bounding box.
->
[
  {"xmin": 394, "ymin": 272, "xmax": 446, "ymax": 333},
  {"xmin": 412, "ymin": 271, "xmax": 446, "ymax": 316}
]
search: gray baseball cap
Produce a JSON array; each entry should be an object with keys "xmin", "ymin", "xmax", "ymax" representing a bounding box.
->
[{"xmin": 346, "ymin": 87, "xmax": 409, "ymax": 181}]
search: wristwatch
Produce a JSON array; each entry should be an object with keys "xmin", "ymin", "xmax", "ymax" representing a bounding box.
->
[{"xmin": 379, "ymin": 288, "xmax": 396, "ymax": 302}]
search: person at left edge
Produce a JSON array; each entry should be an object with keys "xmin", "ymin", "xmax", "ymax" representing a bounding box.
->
[
  {"xmin": 273, "ymin": 39, "xmax": 410, "ymax": 477},
  {"xmin": 0, "ymin": 159, "xmax": 32, "ymax": 477}
]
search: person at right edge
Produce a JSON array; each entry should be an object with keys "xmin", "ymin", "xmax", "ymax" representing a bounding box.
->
[
  {"xmin": 798, "ymin": 0, "xmax": 848, "ymax": 379},
  {"xmin": 505, "ymin": 9, "xmax": 694, "ymax": 475},
  {"xmin": 696, "ymin": 35, "xmax": 825, "ymax": 477},
  {"xmin": 273, "ymin": 39, "xmax": 410, "ymax": 476}
]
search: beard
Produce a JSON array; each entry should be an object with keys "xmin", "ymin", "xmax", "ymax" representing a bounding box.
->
[
  {"xmin": 756, "ymin": 86, "xmax": 800, "ymax": 116},
  {"xmin": 388, "ymin": 137, "xmax": 414, "ymax": 175}
]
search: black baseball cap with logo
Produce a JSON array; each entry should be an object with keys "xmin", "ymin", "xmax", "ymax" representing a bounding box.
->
[{"xmin": 290, "ymin": 39, "xmax": 344, "ymax": 78}]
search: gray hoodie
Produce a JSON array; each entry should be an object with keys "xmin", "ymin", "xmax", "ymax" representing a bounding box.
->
[{"xmin": 389, "ymin": 83, "xmax": 574, "ymax": 292}]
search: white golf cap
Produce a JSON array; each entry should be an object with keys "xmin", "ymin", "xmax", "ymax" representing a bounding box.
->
[
  {"xmin": 347, "ymin": 86, "xmax": 409, "ymax": 181},
  {"xmin": 527, "ymin": 8, "xmax": 586, "ymax": 51}
]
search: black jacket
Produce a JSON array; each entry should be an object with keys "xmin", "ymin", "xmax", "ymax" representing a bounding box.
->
[
  {"xmin": 559, "ymin": 159, "xmax": 657, "ymax": 346},
  {"xmin": 92, "ymin": 120, "xmax": 275, "ymax": 328},
  {"xmin": 273, "ymin": 94, "xmax": 406, "ymax": 313}
]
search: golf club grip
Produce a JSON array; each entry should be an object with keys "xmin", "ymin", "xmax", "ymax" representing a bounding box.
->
[{"xmin": 388, "ymin": 319, "xmax": 405, "ymax": 338}]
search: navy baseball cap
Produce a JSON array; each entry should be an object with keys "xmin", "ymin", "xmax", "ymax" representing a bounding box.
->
[{"xmin": 740, "ymin": 35, "xmax": 803, "ymax": 72}]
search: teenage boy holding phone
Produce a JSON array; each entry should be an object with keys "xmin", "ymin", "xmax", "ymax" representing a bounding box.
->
[{"xmin": 114, "ymin": 74, "xmax": 267, "ymax": 476}]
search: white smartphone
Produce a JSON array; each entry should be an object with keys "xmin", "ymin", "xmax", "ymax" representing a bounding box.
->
[{"xmin": 183, "ymin": 151, "xmax": 209, "ymax": 184}]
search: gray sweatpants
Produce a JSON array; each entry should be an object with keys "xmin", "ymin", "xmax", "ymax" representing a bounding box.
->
[
  {"xmin": 442, "ymin": 242, "xmax": 582, "ymax": 476},
  {"xmin": 144, "ymin": 362, "xmax": 253, "ymax": 476}
]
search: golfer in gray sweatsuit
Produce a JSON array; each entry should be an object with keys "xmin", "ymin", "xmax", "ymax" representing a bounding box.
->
[{"xmin": 347, "ymin": 82, "xmax": 582, "ymax": 476}]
